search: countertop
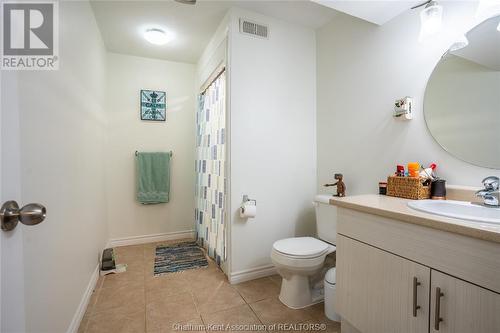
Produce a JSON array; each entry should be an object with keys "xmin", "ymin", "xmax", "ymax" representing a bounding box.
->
[{"xmin": 329, "ymin": 194, "xmax": 500, "ymax": 244}]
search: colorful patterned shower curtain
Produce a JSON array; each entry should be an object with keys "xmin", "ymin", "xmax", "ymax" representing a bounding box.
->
[{"xmin": 195, "ymin": 70, "xmax": 226, "ymax": 267}]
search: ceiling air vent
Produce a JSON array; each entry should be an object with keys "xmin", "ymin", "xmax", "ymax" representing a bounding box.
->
[{"xmin": 239, "ymin": 19, "xmax": 269, "ymax": 39}]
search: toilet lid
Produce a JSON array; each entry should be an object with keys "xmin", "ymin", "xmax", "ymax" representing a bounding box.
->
[{"xmin": 273, "ymin": 237, "xmax": 329, "ymax": 257}]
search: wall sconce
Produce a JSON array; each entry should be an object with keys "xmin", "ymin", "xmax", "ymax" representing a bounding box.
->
[{"xmin": 412, "ymin": 0, "xmax": 444, "ymax": 42}]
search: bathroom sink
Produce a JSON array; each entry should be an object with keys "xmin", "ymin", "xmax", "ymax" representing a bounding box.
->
[{"xmin": 407, "ymin": 200, "xmax": 500, "ymax": 224}]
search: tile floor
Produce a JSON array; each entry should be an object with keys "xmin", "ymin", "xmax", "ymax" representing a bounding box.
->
[{"xmin": 78, "ymin": 240, "xmax": 341, "ymax": 333}]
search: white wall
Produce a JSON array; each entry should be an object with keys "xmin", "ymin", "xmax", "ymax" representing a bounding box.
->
[
  {"xmin": 228, "ymin": 8, "xmax": 317, "ymax": 275},
  {"xmin": 196, "ymin": 12, "xmax": 229, "ymax": 88},
  {"xmin": 317, "ymin": 2, "xmax": 500, "ymax": 197},
  {"xmin": 1, "ymin": 2, "xmax": 109, "ymax": 332},
  {"xmin": 425, "ymin": 55, "xmax": 500, "ymax": 168},
  {"xmin": 105, "ymin": 53, "xmax": 196, "ymax": 240}
]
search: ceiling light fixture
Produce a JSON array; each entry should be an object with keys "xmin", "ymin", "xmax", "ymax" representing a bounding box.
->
[
  {"xmin": 448, "ymin": 34, "xmax": 469, "ymax": 51},
  {"xmin": 412, "ymin": 0, "xmax": 443, "ymax": 42},
  {"xmin": 143, "ymin": 28, "xmax": 173, "ymax": 45}
]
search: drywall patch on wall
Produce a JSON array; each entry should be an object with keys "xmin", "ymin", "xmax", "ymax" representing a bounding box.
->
[{"xmin": 105, "ymin": 52, "xmax": 196, "ymax": 240}]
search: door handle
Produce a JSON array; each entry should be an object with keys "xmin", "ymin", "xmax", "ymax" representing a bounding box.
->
[
  {"xmin": 0, "ymin": 200, "xmax": 46, "ymax": 231},
  {"xmin": 434, "ymin": 287, "xmax": 444, "ymax": 330},
  {"xmin": 412, "ymin": 277, "xmax": 421, "ymax": 317}
]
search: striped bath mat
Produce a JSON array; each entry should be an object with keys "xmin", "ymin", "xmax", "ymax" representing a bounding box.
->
[{"xmin": 154, "ymin": 242, "xmax": 208, "ymax": 275}]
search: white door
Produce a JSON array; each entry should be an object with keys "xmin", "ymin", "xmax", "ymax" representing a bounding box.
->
[
  {"xmin": 336, "ymin": 235, "xmax": 430, "ymax": 333},
  {"xmin": 0, "ymin": 71, "xmax": 46, "ymax": 332},
  {"xmin": 430, "ymin": 270, "xmax": 500, "ymax": 332},
  {"xmin": 1, "ymin": 71, "xmax": 26, "ymax": 332}
]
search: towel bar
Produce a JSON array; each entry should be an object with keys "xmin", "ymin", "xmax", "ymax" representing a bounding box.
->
[{"xmin": 135, "ymin": 151, "xmax": 172, "ymax": 157}]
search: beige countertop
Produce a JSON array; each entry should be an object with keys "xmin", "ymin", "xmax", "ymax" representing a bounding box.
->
[{"xmin": 330, "ymin": 194, "xmax": 500, "ymax": 244}]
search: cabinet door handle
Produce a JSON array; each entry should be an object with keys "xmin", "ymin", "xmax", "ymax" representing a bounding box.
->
[
  {"xmin": 412, "ymin": 277, "xmax": 421, "ymax": 317},
  {"xmin": 434, "ymin": 287, "xmax": 444, "ymax": 330}
]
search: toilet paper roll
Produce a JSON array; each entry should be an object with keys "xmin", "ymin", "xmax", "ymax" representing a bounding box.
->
[{"xmin": 240, "ymin": 203, "xmax": 257, "ymax": 218}]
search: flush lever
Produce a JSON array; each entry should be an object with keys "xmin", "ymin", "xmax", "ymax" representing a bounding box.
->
[{"xmin": 0, "ymin": 200, "xmax": 46, "ymax": 231}]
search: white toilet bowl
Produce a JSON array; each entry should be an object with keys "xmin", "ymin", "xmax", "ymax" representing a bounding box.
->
[{"xmin": 271, "ymin": 237, "xmax": 336, "ymax": 309}]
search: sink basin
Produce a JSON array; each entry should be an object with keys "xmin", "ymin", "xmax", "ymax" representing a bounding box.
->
[{"xmin": 407, "ymin": 200, "xmax": 500, "ymax": 224}]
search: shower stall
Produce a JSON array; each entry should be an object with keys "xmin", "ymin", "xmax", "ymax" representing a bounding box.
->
[{"xmin": 195, "ymin": 68, "xmax": 227, "ymax": 270}]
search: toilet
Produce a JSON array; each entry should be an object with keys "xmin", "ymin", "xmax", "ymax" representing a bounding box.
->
[{"xmin": 271, "ymin": 195, "xmax": 337, "ymax": 309}]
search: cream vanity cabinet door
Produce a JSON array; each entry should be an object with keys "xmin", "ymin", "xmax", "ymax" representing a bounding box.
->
[
  {"xmin": 336, "ymin": 235, "xmax": 430, "ymax": 333},
  {"xmin": 430, "ymin": 270, "xmax": 500, "ymax": 333}
]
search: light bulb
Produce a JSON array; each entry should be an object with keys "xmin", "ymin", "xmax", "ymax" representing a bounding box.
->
[
  {"xmin": 449, "ymin": 34, "xmax": 469, "ymax": 51},
  {"xmin": 144, "ymin": 28, "xmax": 173, "ymax": 45},
  {"xmin": 419, "ymin": 1, "xmax": 443, "ymax": 42}
]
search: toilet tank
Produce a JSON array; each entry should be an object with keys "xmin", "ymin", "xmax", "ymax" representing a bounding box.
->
[{"xmin": 314, "ymin": 195, "xmax": 337, "ymax": 245}]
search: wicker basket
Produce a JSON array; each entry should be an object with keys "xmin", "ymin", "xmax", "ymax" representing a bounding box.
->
[{"xmin": 386, "ymin": 175, "xmax": 430, "ymax": 200}]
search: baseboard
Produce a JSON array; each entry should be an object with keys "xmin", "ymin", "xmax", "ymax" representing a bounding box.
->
[
  {"xmin": 229, "ymin": 264, "xmax": 277, "ymax": 284},
  {"xmin": 106, "ymin": 230, "xmax": 196, "ymax": 248},
  {"xmin": 66, "ymin": 264, "xmax": 99, "ymax": 333}
]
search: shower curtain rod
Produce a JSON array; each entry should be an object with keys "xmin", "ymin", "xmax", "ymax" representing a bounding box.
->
[{"xmin": 200, "ymin": 64, "xmax": 225, "ymax": 95}]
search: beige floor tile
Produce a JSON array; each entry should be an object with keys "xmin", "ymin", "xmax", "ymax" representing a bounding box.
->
[
  {"xmin": 156, "ymin": 316, "xmax": 206, "ymax": 333},
  {"xmin": 302, "ymin": 318, "xmax": 341, "ymax": 333},
  {"xmin": 125, "ymin": 259, "xmax": 146, "ymax": 272},
  {"xmin": 202, "ymin": 304, "xmax": 264, "ymax": 332},
  {"xmin": 145, "ymin": 276, "xmax": 193, "ymax": 302},
  {"xmin": 102, "ymin": 269, "xmax": 144, "ymax": 290},
  {"xmin": 93, "ymin": 281, "xmax": 145, "ymax": 314},
  {"xmin": 268, "ymin": 275, "xmax": 282, "ymax": 288},
  {"xmin": 303, "ymin": 303, "xmax": 327, "ymax": 321},
  {"xmin": 86, "ymin": 309, "xmax": 145, "ymax": 333},
  {"xmin": 77, "ymin": 311, "xmax": 90, "ymax": 333},
  {"xmin": 146, "ymin": 291, "xmax": 199, "ymax": 331},
  {"xmin": 114, "ymin": 244, "xmax": 145, "ymax": 262},
  {"xmin": 84, "ymin": 288, "xmax": 101, "ymax": 315},
  {"xmin": 193, "ymin": 281, "xmax": 246, "ymax": 315},
  {"xmin": 186, "ymin": 267, "xmax": 228, "ymax": 292},
  {"xmin": 233, "ymin": 277, "xmax": 280, "ymax": 303},
  {"xmin": 249, "ymin": 297, "xmax": 312, "ymax": 326},
  {"xmin": 95, "ymin": 276, "xmax": 104, "ymax": 290}
]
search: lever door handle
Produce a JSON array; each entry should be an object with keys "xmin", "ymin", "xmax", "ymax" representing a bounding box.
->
[{"xmin": 0, "ymin": 200, "xmax": 46, "ymax": 231}]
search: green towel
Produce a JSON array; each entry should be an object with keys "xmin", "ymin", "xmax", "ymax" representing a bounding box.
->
[{"xmin": 136, "ymin": 152, "xmax": 170, "ymax": 204}]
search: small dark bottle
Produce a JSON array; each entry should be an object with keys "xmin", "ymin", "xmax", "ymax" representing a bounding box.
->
[{"xmin": 431, "ymin": 179, "xmax": 446, "ymax": 200}]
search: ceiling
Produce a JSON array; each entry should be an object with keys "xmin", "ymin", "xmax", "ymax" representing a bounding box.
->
[
  {"xmin": 311, "ymin": 0, "xmax": 420, "ymax": 25},
  {"xmin": 90, "ymin": 0, "xmax": 338, "ymax": 63},
  {"xmin": 452, "ymin": 16, "xmax": 500, "ymax": 71}
]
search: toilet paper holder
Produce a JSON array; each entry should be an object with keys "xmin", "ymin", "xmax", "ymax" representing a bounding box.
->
[{"xmin": 242, "ymin": 195, "xmax": 257, "ymax": 205}]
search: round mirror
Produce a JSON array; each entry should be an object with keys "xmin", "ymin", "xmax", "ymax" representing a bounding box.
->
[{"xmin": 424, "ymin": 15, "xmax": 500, "ymax": 169}]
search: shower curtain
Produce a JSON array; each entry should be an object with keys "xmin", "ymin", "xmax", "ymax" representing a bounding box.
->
[{"xmin": 195, "ymin": 70, "xmax": 226, "ymax": 267}]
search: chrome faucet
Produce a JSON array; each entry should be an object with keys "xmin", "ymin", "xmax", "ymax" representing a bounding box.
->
[{"xmin": 475, "ymin": 176, "xmax": 500, "ymax": 207}]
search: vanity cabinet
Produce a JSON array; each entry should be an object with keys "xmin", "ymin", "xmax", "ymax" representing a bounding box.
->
[
  {"xmin": 336, "ymin": 235, "xmax": 430, "ymax": 333},
  {"xmin": 337, "ymin": 234, "xmax": 500, "ymax": 333},
  {"xmin": 430, "ymin": 270, "xmax": 500, "ymax": 333}
]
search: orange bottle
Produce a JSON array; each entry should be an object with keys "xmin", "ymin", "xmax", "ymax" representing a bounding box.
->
[{"xmin": 407, "ymin": 162, "xmax": 420, "ymax": 178}]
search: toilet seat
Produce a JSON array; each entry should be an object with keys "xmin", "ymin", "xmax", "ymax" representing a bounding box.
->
[{"xmin": 273, "ymin": 237, "xmax": 334, "ymax": 259}]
